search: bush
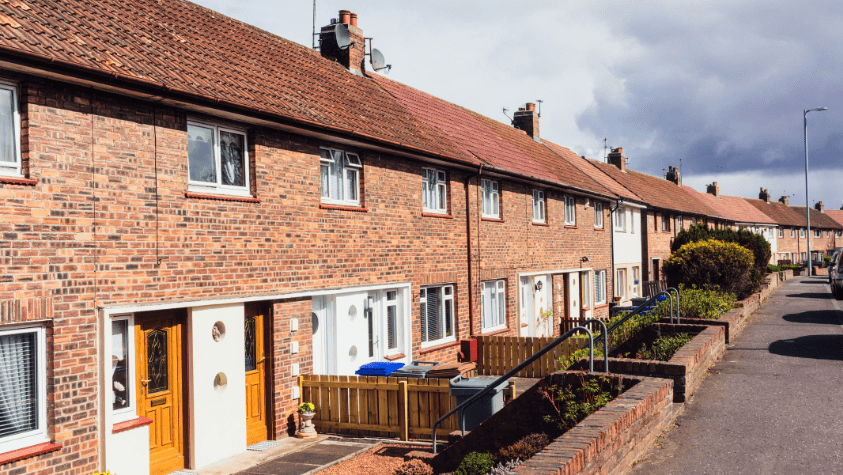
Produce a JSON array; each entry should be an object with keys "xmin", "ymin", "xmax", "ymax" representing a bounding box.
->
[
  {"xmin": 649, "ymin": 284, "xmax": 735, "ymax": 320},
  {"xmin": 517, "ymin": 433, "xmax": 550, "ymax": 453},
  {"xmin": 489, "ymin": 459, "xmax": 523, "ymax": 474},
  {"xmin": 455, "ymin": 452, "xmax": 495, "ymax": 475},
  {"xmin": 636, "ymin": 333, "xmax": 694, "ymax": 361},
  {"xmin": 671, "ymin": 224, "xmax": 771, "ymax": 273},
  {"xmin": 663, "ymin": 239, "xmax": 755, "ymax": 299},
  {"xmin": 496, "ymin": 442, "xmax": 535, "ymax": 463},
  {"xmin": 539, "ymin": 375, "xmax": 619, "ymax": 432},
  {"xmin": 767, "ymin": 264, "xmax": 781, "ymax": 273},
  {"xmin": 392, "ymin": 460, "xmax": 433, "ymax": 475}
]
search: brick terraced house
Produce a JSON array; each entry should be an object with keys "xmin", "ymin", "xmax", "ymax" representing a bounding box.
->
[{"xmin": 0, "ymin": 2, "xmax": 627, "ymax": 474}]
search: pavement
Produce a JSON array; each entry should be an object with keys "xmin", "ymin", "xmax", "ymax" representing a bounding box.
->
[{"xmin": 629, "ymin": 276, "xmax": 843, "ymax": 475}]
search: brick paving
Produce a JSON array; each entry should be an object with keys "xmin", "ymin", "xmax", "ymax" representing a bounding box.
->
[{"xmin": 629, "ymin": 276, "xmax": 843, "ymax": 474}]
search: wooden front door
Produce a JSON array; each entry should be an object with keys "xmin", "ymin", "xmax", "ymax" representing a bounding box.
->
[
  {"xmin": 245, "ymin": 310, "xmax": 268, "ymax": 445},
  {"xmin": 135, "ymin": 311, "xmax": 186, "ymax": 475}
]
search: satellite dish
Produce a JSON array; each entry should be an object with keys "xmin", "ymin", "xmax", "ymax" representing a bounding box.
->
[
  {"xmin": 334, "ymin": 23, "xmax": 352, "ymax": 50},
  {"xmin": 370, "ymin": 48, "xmax": 391, "ymax": 72}
]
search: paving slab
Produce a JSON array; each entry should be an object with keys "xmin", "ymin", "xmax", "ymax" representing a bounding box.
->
[{"xmin": 629, "ymin": 276, "xmax": 843, "ymax": 475}]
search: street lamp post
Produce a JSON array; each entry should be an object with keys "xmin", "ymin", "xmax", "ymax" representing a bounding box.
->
[{"xmin": 804, "ymin": 107, "xmax": 828, "ymax": 276}]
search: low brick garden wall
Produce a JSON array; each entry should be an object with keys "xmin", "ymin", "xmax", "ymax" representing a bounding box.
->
[{"xmin": 575, "ymin": 323, "xmax": 726, "ymax": 403}]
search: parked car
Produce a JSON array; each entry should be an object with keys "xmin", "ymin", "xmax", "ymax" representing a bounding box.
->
[
  {"xmin": 829, "ymin": 251, "xmax": 843, "ymax": 300},
  {"xmin": 829, "ymin": 249, "xmax": 842, "ymax": 285}
]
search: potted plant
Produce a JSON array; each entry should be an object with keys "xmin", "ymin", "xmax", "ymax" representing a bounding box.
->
[{"xmin": 296, "ymin": 402, "xmax": 317, "ymax": 439}]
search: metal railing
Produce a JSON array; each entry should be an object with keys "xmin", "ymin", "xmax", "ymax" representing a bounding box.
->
[{"xmin": 431, "ymin": 325, "xmax": 599, "ymax": 453}]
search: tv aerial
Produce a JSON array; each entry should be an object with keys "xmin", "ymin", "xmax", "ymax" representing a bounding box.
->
[
  {"xmin": 365, "ymin": 39, "xmax": 392, "ymax": 72},
  {"xmin": 334, "ymin": 23, "xmax": 354, "ymax": 50}
]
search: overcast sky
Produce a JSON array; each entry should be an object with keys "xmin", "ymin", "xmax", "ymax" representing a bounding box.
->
[{"xmin": 191, "ymin": 0, "xmax": 843, "ymax": 209}]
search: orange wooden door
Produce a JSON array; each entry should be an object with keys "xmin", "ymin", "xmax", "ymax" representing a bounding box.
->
[
  {"xmin": 245, "ymin": 312, "xmax": 268, "ymax": 445},
  {"xmin": 135, "ymin": 311, "xmax": 186, "ymax": 475}
]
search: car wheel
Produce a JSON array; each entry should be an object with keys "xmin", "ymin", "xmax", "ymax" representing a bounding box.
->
[{"xmin": 836, "ymin": 285, "xmax": 843, "ymax": 300}]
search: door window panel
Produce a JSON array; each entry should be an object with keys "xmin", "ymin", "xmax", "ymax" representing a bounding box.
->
[
  {"xmin": 244, "ymin": 317, "xmax": 257, "ymax": 372},
  {"xmin": 146, "ymin": 330, "xmax": 169, "ymax": 394}
]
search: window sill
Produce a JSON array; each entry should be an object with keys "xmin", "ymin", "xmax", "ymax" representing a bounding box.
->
[
  {"xmin": 320, "ymin": 203, "xmax": 369, "ymax": 212},
  {"xmin": 481, "ymin": 327, "xmax": 510, "ymax": 336},
  {"xmin": 383, "ymin": 353, "xmax": 406, "ymax": 361},
  {"xmin": 0, "ymin": 441, "xmax": 62, "ymax": 466},
  {"xmin": 0, "ymin": 176, "xmax": 37, "ymax": 186},
  {"xmin": 481, "ymin": 217, "xmax": 504, "ymax": 223},
  {"xmin": 564, "ymin": 225, "xmax": 578, "ymax": 229},
  {"xmin": 113, "ymin": 416, "xmax": 153, "ymax": 434},
  {"xmin": 593, "ymin": 303, "xmax": 609, "ymax": 309},
  {"xmin": 418, "ymin": 339, "xmax": 459, "ymax": 354},
  {"xmin": 422, "ymin": 212, "xmax": 454, "ymax": 219},
  {"xmin": 520, "ymin": 323, "xmax": 529, "ymax": 328},
  {"xmin": 185, "ymin": 192, "xmax": 260, "ymax": 203},
  {"xmin": 593, "ymin": 227, "xmax": 605, "ymax": 231},
  {"xmin": 532, "ymin": 222, "xmax": 550, "ymax": 227}
]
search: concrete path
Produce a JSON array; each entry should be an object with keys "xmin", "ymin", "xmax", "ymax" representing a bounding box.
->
[{"xmin": 629, "ymin": 276, "xmax": 843, "ymax": 475}]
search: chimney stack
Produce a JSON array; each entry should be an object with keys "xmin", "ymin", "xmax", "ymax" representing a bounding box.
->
[
  {"xmin": 607, "ymin": 147, "xmax": 625, "ymax": 172},
  {"xmin": 320, "ymin": 10, "xmax": 366, "ymax": 74},
  {"xmin": 512, "ymin": 103, "xmax": 540, "ymax": 141},
  {"xmin": 706, "ymin": 182, "xmax": 720, "ymax": 198},
  {"xmin": 759, "ymin": 188, "xmax": 770, "ymax": 202},
  {"xmin": 779, "ymin": 196, "xmax": 789, "ymax": 206},
  {"xmin": 666, "ymin": 166, "xmax": 681, "ymax": 185},
  {"xmin": 815, "ymin": 201, "xmax": 825, "ymax": 212}
]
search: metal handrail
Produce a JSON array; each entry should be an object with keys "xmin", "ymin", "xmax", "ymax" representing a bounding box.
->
[
  {"xmin": 583, "ymin": 319, "xmax": 608, "ymax": 373},
  {"xmin": 579, "ymin": 289, "xmax": 677, "ymax": 354},
  {"xmin": 431, "ymin": 325, "xmax": 597, "ymax": 454}
]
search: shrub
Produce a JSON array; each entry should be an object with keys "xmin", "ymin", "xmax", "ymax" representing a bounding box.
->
[
  {"xmin": 392, "ymin": 460, "xmax": 433, "ymax": 475},
  {"xmin": 489, "ymin": 459, "xmax": 523, "ymax": 475},
  {"xmin": 517, "ymin": 433, "xmax": 550, "ymax": 453},
  {"xmin": 455, "ymin": 452, "xmax": 495, "ymax": 475},
  {"xmin": 767, "ymin": 264, "xmax": 781, "ymax": 273},
  {"xmin": 649, "ymin": 284, "xmax": 735, "ymax": 320},
  {"xmin": 538, "ymin": 375, "xmax": 619, "ymax": 432},
  {"xmin": 636, "ymin": 333, "xmax": 694, "ymax": 361},
  {"xmin": 663, "ymin": 239, "xmax": 755, "ymax": 299},
  {"xmin": 496, "ymin": 442, "xmax": 535, "ymax": 462},
  {"xmin": 671, "ymin": 224, "xmax": 771, "ymax": 274}
]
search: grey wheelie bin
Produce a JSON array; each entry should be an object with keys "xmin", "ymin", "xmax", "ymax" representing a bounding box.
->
[{"xmin": 448, "ymin": 375, "xmax": 508, "ymax": 431}]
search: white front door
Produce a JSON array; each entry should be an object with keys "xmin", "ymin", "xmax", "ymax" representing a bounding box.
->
[
  {"xmin": 533, "ymin": 275, "xmax": 551, "ymax": 337},
  {"xmin": 520, "ymin": 277, "xmax": 534, "ymax": 337},
  {"xmin": 334, "ymin": 292, "xmax": 372, "ymax": 375}
]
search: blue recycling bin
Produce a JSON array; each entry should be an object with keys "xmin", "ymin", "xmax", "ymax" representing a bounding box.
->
[
  {"xmin": 449, "ymin": 375, "xmax": 507, "ymax": 431},
  {"xmin": 355, "ymin": 362, "xmax": 404, "ymax": 376}
]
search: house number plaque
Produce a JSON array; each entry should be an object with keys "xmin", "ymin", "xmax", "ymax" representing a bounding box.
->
[{"xmin": 150, "ymin": 398, "xmax": 167, "ymax": 407}]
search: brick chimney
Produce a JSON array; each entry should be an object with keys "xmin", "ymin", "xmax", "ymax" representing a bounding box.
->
[
  {"xmin": 759, "ymin": 188, "xmax": 770, "ymax": 202},
  {"xmin": 512, "ymin": 103, "xmax": 540, "ymax": 141},
  {"xmin": 706, "ymin": 182, "xmax": 720, "ymax": 198},
  {"xmin": 607, "ymin": 147, "xmax": 625, "ymax": 172},
  {"xmin": 666, "ymin": 166, "xmax": 681, "ymax": 185},
  {"xmin": 815, "ymin": 201, "xmax": 825, "ymax": 212},
  {"xmin": 779, "ymin": 196, "xmax": 789, "ymax": 206},
  {"xmin": 320, "ymin": 10, "xmax": 366, "ymax": 74}
]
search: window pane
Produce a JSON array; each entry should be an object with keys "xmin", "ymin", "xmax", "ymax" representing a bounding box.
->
[
  {"xmin": 146, "ymin": 330, "xmax": 169, "ymax": 394},
  {"xmin": 492, "ymin": 190, "xmax": 499, "ymax": 216},
  {"xmin": 321, "ymin": 165, "xmax": 330, "ymax": 198},
  {"xmin": 0, "ymin": 88, "xmax": 15, "ymax": 164},
  {"xmin": 437, "ymin": 183, "xmax": 446, "ymax": 211},
  {"xmin": 331, "ymin": 150, "xmax": 344, "ymax": 200},
  {"xmin": 482, "ymin": 282, "xmax": 491, "ymax": 329},
  {"xmin": 497, "ymin": 282, "xmax": 506, "ymax": 326},
  {"xmin": 345, "ymin": 169, "xmax": 358, "ymax": 201},
  {"xmin": 112, "ymin": 321, "xmax": 130, "ymax": 411},
  {"xmin": 346, "ymin": 152, "xmax": 362, "ymax": 167},
  {"xmin": 420, "ymin": 302, "xmax": 427, "ymax": 342},
  {"xmin": 220, "ymin": 131, "xmax": 246, "ymax": 187},
  {"xmin": 188, "ymin": 124, "xmax": 216, "ymax": 183},
  {"xmin": 426, "ymin": 288, "xmax": 441, "ymax": 341},
  {"xmin": 445, "ymin": 299, "xmax": 453, "ymax": 337},
  {"xmin": 0, "ymin": 331, "xmax": 38, "ymax": 438},
  {"xmin": 387, "ymin": 304, "xmax": 397, "ymax": 350}
]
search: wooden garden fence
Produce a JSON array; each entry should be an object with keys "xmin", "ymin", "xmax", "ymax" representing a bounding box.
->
[
  {"xmin": 474, "ymin": 335, "xmax": 589, "ymax": 377},
  {"xmin": 299, "ymin": 375, "xmax": 463, "ymax": 440}
]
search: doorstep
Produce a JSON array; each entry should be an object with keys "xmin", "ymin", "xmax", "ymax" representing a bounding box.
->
[{"xmin": 177, "ymin": 434, "xmax": 333, "ymax": 475}]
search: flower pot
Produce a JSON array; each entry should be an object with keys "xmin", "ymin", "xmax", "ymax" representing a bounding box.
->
[{"xmin": 296, "ymin": 411, "xmax": 318, "ymax": 439}]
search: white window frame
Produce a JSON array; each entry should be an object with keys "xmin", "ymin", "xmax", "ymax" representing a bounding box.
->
[
  {"xmin": 582, "ymin": 272, "xmax": 591, "ymax": 309},
  {"xmin": 481, "ymin": 280, "xmax": 507, "ymax": 333},
  {"xmin": 383, "ymin": 290, "xmax": 403, "ymax": 356},
  {"xmin": 595, "ymin": 270, "xmax": 607, "ymax": 305},
  {"xmin": 0, "ymin": 81, "xmax": 21, "ymax": 177},
  {"xmin": 481, "ymin": 179, "xmax": 500, "ymax": 218},
  {"xmin": 791, "ymin": 228, "xmax": 795, "ymax": 238},
  {"xmin": 320, "ymin": 147, "xmax": 362, "ymax": 206},
  {"xmin": 594, "ymin": 202, "xmax": 603, "ymax": 228},
  {"xmin": 564, "ymin": 196, "xmax": 576, "ymax": 226},
  {"xmin": 613, "ymin": 206, "xmax": 626, "ymax": 232},
  {"xmin": 632, "ymin": 266, "xmax": 640, "ymax": 297},
  {"xmin": 420, "ymin": 285, "xmax": 455, "ymax": 347},
  {"xmin": 187, "ymin": 120, "xmax": 251, "ymax": 197},
  {"xmin": 778, "ymin": 228, "xmax": 783, "ymax": 238},
  {"xmin": 662, "ymin": 213, "xmax": 670, "ymax": 231},
  {"xmin": 0, "ymin": 324, "xmax": 48, "ymax": 453},
  {"xmin": 815, "ymin": 229, "xmax": 822, "ymax": 238},
  {"xmin": 800, "ymin": 228, "xmax": 806, "ymax": 238},
  {"xmin": 111, "ymin": 314, "xmax": 137, "ymax": 424},
  {"xmin": 616, "ymin": 268, "xmax": 626, "ymax": 299},
  {"xmin": 422, "ymin": 168, "xmax": 448, "ymax": 214},
  {"xmin": 676, "ymin": 215, "xmax": 683, "ymax": 230},
  {"xmin": 532, "ymin": 190, "xmax": 545, "ymax": 223}
]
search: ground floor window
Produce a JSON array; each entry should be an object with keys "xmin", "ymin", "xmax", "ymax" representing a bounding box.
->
[
  {"xmin": 595, "ymin": 270, "xmax": 607, "ymax": 305},
  {"xmin": 0, "ymin": 325, "xmax": 47, "ymax": 453},
  {"xmin": 421, "ymin": 285, "xmax": 454, "ymax": 345},
  {"xmin": 481, "ymin": 280, "xmax": 506, "ymax": 332},
  {"xmin": 582, "ymin": 273, "xmax": 591, "ymax": 309},
  {"xmin": 616, "ymin": 268, "xmax": 626, "ymax": 299}
]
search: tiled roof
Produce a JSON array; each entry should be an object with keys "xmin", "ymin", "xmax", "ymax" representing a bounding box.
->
[
  {"xmin": 744, "ymin": 199, "xmax": 808, "ymax": 227},
  {"xmin": 824, "ymin": 209, "xmax": 843, "ymax": 227},
  {"xmin": 584, "ymin": 160, "xmax": 723, "ymax": 218},
  {"xmin": 792, "ymin": 207, "xmax": 843, "ymax": 229},
  {"xmin": 685, "ymin": 188, "xmax": 776, "ymax": 224},
  {"xmin": 0, "ymin": 0, "xmax": 472, "ymax": 163},
  {"xmin": 541, "ymin": 141, "xmax": 644, "ymax": 202}
]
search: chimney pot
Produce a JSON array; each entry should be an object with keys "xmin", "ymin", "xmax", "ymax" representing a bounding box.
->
[
  {"xmin": 779, "ymin": 196, "xmax": 789, "ymax": 206},
  {"xmin": 607, "ymin": 147, "xmax": 626, "ymax": 172},
  {"xmin": 339, "ymin": 10, "xmax": 351, "ymax": 24},
  {"xmin": 815, "ymin": 201, "xmax": 825, "ymax": 212},
  {"xmin": 320, "ymin": 10, "xmax": 366, "ymax": 73},
  {"xmin": 526, "ymin": 102, "xmax": 536, "ymax": 111},
  {"xmin": 350, "ymin": 13, "xmax": 358, "ymax": 27},
  {"xmin": 706, "ymin": 182, "xmax": 720, "ymax": 198}
]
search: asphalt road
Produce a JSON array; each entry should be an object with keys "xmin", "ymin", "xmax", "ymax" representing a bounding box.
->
[{"xmin": 628, "ymin": 276, "xmax": 843, "ymax": 475}]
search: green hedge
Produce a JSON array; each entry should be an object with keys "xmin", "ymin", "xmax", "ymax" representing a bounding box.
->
[
  {"xmin": 671, "ymin": 224, "xmax": 770, "ymax": 287},
  {"xmin": 663, "ymin": 239, "xmax": 756, "ymax": 299}
]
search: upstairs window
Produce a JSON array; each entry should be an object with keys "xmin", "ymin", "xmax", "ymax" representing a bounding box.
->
[
  {"xmin": 594, "ymin": 202, "xmax": 604, "ymax": 228},
  {"xmin": 815, "ymin": 229, "xmax": 822, "ymax": 238},
  {"xmin": 188, "ymin": 121, "xmax": 250, "ymax": 196},
  {"xmin": 662, "ymin": 214, "xmax": 670, "ymax": 231},
  {"xmin": 320, "ymin": 148, "xmax": 361, "ymax": 205},
  {"xmin": 481, "ymin": 280, "xmax": 506, "ymax": 332},
  {"xmin": 423, "ymin": 168, "xmax": 447, "ymax": 214},
  {"xmin": 800, "ymin": 228, "xmax": 806, "ymax": 238},
  {"xmin": 778, "ymin": 228, "xmax": 783, "ymax": 238},
  {"xmin": 791, "ymin": 228, "xmax": 795, "ymax": 238},
  {"xmin": 564, "ymin": 196, "xmax": 576, "ymax": 225},
  {"xmin": 614, "ymin": 206, "xmax": 626, "ymax": 231},
  {"xmin": 481, "ymin": 179, "xmax": 500, "ymax": 218},
  {"xmin": 0, "ymin": 82, "xmax": 21, "ymax": 177},
  {"xmin": 532, "ymin": 190, "xmax": 545, "ymax": 223},
  {"xmin": 676, "ymin": 215, "xmax": 684, "ymax": 230}
]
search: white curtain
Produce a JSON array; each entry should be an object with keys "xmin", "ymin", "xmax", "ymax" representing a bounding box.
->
[{"xmin": 0, "ymin": 332, "xmax": 36, "ymax": 437}]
